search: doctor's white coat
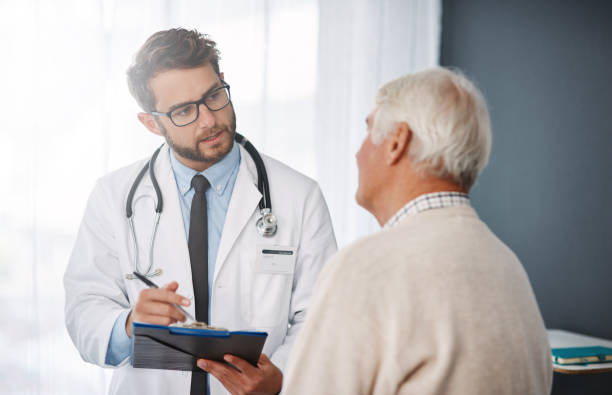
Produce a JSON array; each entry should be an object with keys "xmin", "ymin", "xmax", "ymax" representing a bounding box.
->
[{"xmin": 64, "ymin": 144, "xmax": 337, "ymax": 394}]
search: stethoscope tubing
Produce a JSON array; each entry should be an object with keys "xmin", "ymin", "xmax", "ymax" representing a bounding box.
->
[
  {"xmin": 125, "ymin": 133, "xmax": 275, "ymax": 278},
  {"xmin": 234, "ymin": 132, "xmax": 271, "ymax": 211},
  {"xmin": 126, "ymin": 145, "xmax": 164, "ymax": 218}
]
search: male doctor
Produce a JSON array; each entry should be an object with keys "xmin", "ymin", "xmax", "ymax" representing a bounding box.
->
[{"xmin": 64, "ymin": 28, "xmax": 337, "ymax": 395}]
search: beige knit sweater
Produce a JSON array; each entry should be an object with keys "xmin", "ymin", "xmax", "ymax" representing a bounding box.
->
[{"xmin": 283, "ymin": 206, "xmax": 552, "ymax": 394}]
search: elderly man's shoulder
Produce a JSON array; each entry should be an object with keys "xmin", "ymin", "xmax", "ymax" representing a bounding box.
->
[
  {"xmin": 321, "ymin": 205, "xmax": 521, "ymax": 295},
  {"xmin": 335, "ymin": 206, "xmax": 490, "ymax": 263},
  {"xmin": 320, "ymin": 215, "xmax": 436, "ymax": 287}
]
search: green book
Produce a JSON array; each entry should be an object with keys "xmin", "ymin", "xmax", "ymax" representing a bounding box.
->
[{"xmin": 551, "ymin": 346, "xmax": 612, "ymax": 365}]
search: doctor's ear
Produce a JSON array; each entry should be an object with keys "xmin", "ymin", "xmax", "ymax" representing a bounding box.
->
[{"xmin": 138, "ymin": 112, "xmax": 164, "ymax": 136}]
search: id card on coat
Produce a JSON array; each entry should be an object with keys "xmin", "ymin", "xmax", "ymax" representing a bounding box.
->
[{"xmin": 255, "ymin": 246, "xmax": 297, "ymax": 274}]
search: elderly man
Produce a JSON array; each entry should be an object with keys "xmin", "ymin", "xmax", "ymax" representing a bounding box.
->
[{"xmin": 282, "ymin": 68, "xmax": 552, "ymax": 394}]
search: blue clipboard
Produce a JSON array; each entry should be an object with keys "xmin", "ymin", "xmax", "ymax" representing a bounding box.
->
[{"xmin": 130, "ymin": 322, "xmax": 268, "ymax": 371}]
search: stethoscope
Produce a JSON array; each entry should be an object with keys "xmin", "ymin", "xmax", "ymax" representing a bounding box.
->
[{"xmin": 124, "ymin": 132, "xmax": 277, "ymax": 280}]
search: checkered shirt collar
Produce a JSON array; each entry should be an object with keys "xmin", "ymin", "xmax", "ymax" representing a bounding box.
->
[{"xmin": 383, "ymin": 192, "xmax": 471, "ymax": 229}]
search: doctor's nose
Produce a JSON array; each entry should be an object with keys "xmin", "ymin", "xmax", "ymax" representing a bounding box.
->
[{"xmin": 197, "ymin": 103, "xmax": 216, "ymax": 128}]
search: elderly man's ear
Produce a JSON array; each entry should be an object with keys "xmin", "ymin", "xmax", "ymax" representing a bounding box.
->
[{"xmin": 386, "ymin": 122, "xmax": 412, "ymax": 166}]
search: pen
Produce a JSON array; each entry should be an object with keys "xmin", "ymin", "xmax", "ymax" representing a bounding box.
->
[{"xmin": 131, "ymin": 271, "xmax": 196, "ymax": 322}]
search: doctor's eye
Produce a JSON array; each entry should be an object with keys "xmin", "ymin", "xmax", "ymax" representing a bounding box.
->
[
  {"xmin": 207, "ymin": 91, "xmax": 221, "ymax": 101},
  {"xmin": 206, "ymin": 90, "xmax": 226, "ymax": 106},
  {"xmin": 172, "ymin": 104, "xmax": 196, "ymax": 118}
]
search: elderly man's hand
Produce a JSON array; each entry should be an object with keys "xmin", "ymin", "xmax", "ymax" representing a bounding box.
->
[{"xmin": 197, "ymin": 353, "xmax": 282, "ymax": 395}]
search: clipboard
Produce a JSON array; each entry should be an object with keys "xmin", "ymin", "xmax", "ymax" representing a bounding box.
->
[{"xmin": 130, "ymin": 322, "xmax": 268, "ymax": 371}]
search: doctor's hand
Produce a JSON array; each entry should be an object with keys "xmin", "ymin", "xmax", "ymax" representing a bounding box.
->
[
  {"xmin": 125, "ymin": 281, "xmax": 190, "ymax": 337},
  {"xmin": 197, "ymin": 353, "xmax": 282, "ymax": 395}
]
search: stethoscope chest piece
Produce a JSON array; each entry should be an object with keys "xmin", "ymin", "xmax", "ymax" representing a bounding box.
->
[{"xmin": 257, "ymin": 208, "xmax": 278, "ymax": 237}]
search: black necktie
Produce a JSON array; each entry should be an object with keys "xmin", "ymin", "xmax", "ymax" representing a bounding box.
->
[{"xmin": 189, "ymin": 174, "xmax": 209, "ymax": 394}]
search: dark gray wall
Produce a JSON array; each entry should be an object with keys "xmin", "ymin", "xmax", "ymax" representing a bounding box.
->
[
  {"xmin": 440, "ymin": 0, "xmax": 612, "ymax": 392},
  {"xmin": 440, "ymin": 0, "xmax": 612, "ymax": 394},
  {"xmin": 441, "ymin": 0, "xmax": 612, "ymax": 338}
]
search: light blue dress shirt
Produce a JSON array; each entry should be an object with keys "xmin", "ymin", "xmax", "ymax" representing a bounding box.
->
[{"xmin": 105, "ymin": 142, "xmax": 241, "ymax": 365}]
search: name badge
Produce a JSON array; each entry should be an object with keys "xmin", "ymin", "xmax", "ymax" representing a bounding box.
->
[{"xmin": 255, "ymin": 246, "xmax": 297, "ymax": 274}]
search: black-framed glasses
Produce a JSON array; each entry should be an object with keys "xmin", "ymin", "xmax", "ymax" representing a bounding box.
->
[{"xmin": 151, "ymin": 84, "xmax": 231, "ymax": 127}]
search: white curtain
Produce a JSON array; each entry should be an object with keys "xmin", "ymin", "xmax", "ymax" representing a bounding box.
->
[
  {"xmin": 0, "ymin": 1, "xmax": 440, "ymax": 393},
  {"xmin": 316, "ymin": 0, "xmax": 441, "ymax": 246}
]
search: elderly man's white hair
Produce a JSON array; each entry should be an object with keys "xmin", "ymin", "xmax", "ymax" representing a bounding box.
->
[{"xmin": 372, "ymin": 67, "xmax": 492, "ymax": 190}]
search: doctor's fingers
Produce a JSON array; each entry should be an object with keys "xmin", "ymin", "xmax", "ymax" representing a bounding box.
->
[
  {"xmin": 134, "ymin": 313, "xmax": 181, "ymax": 327},
  {"xmin": 162, "ymin": 281, "xmax": 179, "ymax": 292},
  {"xmin": 256, "ymin": 353, "xmax": 273, "ymax": 368},
  {"xmin": 223, "ymin": 355, "xmax": 259, "ymax": 376},
  {"xmin": 134, "ymin": 301, "xmax": 187, "ymax": 323},
  {"xmin": 198, "ymin": 359, "xmax": 244, "ymax": 394},
  {"xmin": 138, "ymin": 287, "xmax": 190, "ymax": 306}
]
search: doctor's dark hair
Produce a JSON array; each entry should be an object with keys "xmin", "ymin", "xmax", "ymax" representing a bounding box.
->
[{"xmin": 126, "ymin": 28, "xmax": 221, "ymax": 112}]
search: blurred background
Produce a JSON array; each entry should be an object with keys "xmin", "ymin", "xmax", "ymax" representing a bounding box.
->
[
  {"xmin": 0, "ymin": 0, "xmax": 610, "ymax": 394},
  {"xmin": 0, "ymin": 0, "xmax": 439, "ymax": 393}
]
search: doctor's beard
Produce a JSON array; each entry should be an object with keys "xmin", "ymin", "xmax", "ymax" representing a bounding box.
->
[{"xmin": 159, "ymin": 106, "xmax": 237, "ymax": 165}]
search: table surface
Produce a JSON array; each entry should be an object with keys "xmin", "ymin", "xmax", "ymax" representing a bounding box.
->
[{"xmin": 548, "ymin": 329, "xmax": 612, "ymax": 374}]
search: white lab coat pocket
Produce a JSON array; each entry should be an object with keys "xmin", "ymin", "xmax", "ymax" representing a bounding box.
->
[{"xmin": 241, "ymin": 246, "xmax": 296, "ymax": 328}]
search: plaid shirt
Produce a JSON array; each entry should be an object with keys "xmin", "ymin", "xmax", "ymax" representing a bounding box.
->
[{"xmin": 384, "ymin": 192, "xmax": 471, "ymax": 229}]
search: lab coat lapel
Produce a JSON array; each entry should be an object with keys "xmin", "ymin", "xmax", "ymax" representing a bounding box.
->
[
  {"xmin": 214, "ymin": 145, "xmax": 261, "ymax": 281},
  {"xmin": 136, "ymin": 145, "xmax": 194, "ymax": 296}
]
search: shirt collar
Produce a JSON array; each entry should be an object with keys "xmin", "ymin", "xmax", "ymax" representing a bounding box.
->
[
  {"xmin": 169, "ymin": 141, "xmax": 241, "ymax": 197},
  {"xmin": 384, "ymin": 191, "xmax": 471, "ymax": 229}
]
